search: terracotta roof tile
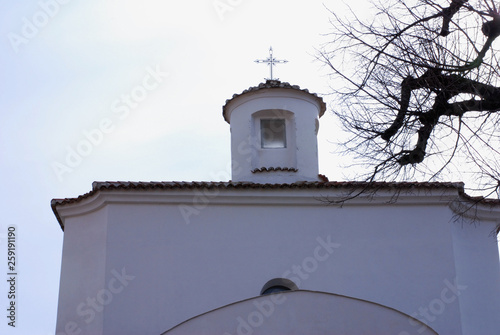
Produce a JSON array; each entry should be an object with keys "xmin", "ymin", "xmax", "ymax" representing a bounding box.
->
[
  {"xmin": 51, "ymin": 180, "xmax": 500, "ymax": 231},
  {"xmin": 222, "ymin": 80, "xmax": 327, "ymax": 123},
  {"xmin": 52, "ymin": 180, "xmax": 467, "ymax": 208},
  {"xmin": 318, "ymin": 174, "xmax": 329, "ymax": 182},
  {"xmin": 251, "ymin": 167, "xmax": 298, "ymax": 173}
]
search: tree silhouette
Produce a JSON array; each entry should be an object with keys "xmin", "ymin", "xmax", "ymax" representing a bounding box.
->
[{"xmin": 319, "ymin": 0, "xmax": 500, "ymax": 198}]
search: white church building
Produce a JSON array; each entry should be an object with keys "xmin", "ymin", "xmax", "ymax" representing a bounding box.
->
[{"xmin": 52, "ymin": 79, "xmax": 500, "ymax": 335}]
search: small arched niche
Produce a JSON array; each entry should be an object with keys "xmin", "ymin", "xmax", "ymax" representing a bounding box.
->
[
  {"xmin": 260, "ymin": 278, "xmax": 299, "ymax": 296},
  {"xmin": 251, "ymin": 110, "xmax": 296, "ymax": 171}
]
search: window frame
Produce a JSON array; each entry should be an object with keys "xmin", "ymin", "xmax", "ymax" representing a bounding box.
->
[{"xmin": 260, "ymin": 118, "xmax": 287, "ymax": 149}]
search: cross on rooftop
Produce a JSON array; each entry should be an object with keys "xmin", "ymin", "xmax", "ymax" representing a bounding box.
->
[{"xmin": 255, "ymin": 47, "xmax": 288, "ymax": 81}]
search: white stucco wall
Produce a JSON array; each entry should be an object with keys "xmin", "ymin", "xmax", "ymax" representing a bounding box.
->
[
  {"xmin": 225, "ymin": 88, "xmax": 322, "ymax": 183},
  {"xmin": 56, "ymin": 207, "xmax": 108, "ymax": 335},
  {"xmin": 451, "ymin": 215, "xmax": 500, "ymax": 334},
  {"xmin": 54, "ymin": 187, "xmax": 500, "ymax": 335},
  {"xmin": 163, "ymin": 290, "xmax": 439, "ymax": 335}
]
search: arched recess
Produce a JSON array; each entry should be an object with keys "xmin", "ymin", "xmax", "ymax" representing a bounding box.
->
[
  {"xmin": 251, "ymin": 109, "xmax": 296, "ymax": 171},
  {"xmin": 162, "ymin": 290, "xmax": 439, "ymax": 335}
]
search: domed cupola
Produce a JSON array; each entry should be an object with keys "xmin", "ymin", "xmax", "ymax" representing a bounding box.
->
[{"xmin": 222, "ymin": 80, "xmax": 326, "ymax": 183}]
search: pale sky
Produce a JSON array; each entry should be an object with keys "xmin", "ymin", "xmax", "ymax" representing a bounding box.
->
[
  {"xmin": 0, "ymin": 1, "xmax": 497, "ymax": 334},
  {"xmin": 0, "ymin": 1, "xmax": 343, "ymax": 333}
]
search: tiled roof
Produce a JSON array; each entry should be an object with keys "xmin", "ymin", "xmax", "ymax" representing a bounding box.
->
[
  {"xmin": 51, "ymin": 180, "xmax": 499, "ymax": 230},
  {"xmin": 319, "ymin": 174, "xmax": 329, "ymax": 182},
  {"xmin": 51, "ymin": 180, "xmax": 468, "ymax": 208},
  {"xmin": 222, "ymin": 80, "xmax": 327, "ymax": 123}
]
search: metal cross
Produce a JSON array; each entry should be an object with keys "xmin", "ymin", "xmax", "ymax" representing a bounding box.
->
[{"xmin": 254, "ymin": 47, "xmax": 288, "ymax": 80}]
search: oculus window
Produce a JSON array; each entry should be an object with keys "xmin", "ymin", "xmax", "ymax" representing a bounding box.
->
[
  {"xmin": 261, "ymin": 285, "xmax": 292, "ymax": 295},
  {"xmin": 260, "ymin": 278, "xmax": 298, "ymax": 296},
  {"xmin": 260, "ymin": 119, "xmax": 286, "ymax": 149}
]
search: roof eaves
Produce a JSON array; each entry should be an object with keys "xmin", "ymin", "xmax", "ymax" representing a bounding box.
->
[
  {"xmin": 222, "ymin": 80, "xmax": 327, "ymax": 123},
  {"xmin": 53, "ymin": 180, "xmax": 500, "ymax": 231}
]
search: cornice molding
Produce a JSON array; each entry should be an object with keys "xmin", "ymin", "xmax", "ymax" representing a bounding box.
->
[{"xmin": 51, "ymin": 185, "xmax": 497, "ymax": 230}]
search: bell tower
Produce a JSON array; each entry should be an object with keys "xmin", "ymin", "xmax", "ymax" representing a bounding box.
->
[{"xmin": 222, "ymin": 80, "xmax": 326, "ymax": 183}]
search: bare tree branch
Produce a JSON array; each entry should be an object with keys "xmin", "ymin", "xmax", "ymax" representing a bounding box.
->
[{"xmin": 318, "ymin": 0, "xmax": 500, "ymax": 198}]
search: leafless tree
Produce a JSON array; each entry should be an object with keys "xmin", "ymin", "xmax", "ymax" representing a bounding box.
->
[{"xmin": 319, "ymin": 0, "xmax": 500, "ymax": 198}]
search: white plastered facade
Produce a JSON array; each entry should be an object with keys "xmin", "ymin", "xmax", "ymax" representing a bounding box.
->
[{"xmin": 53, "ymin": 82, "xmax": 500, "ymax": 335}]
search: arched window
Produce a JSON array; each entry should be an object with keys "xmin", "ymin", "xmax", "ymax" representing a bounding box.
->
[{"xmin": 260, "ymin": 278, "xmax": 298, "ymax": 295}]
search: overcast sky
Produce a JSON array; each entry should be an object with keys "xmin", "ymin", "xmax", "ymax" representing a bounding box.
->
[
  {"xmin": 0, "ymin": 1, "xmax": 497, "ymax": 334},
  {"xmin": 0, "ymin": 1, "xmax": 347, "ymax": 333}
]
